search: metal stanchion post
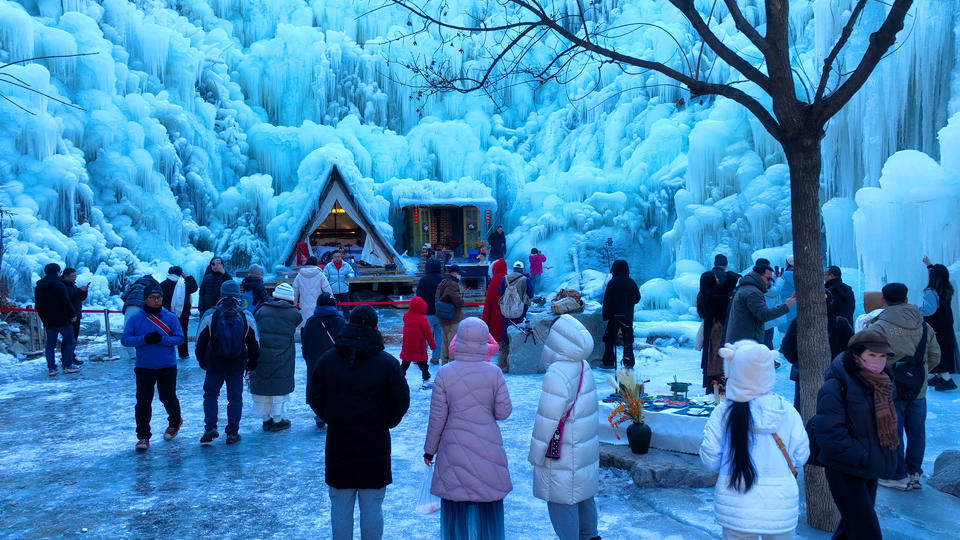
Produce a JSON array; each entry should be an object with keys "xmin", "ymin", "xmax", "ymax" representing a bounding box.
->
[{"xmin": 103, "ymin": 308, "xmax": 117, "ymax": 360}]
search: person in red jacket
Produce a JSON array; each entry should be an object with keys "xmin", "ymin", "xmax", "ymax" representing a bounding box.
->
[
  {"xmin": 400, "ymin": 296, "xmax": 437, "ymax": 389},
  {"xmin": 481, "ymin": 258, "xmax": 509, "ymax": 372}
]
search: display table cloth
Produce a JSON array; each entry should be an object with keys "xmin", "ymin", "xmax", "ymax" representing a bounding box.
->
[{"xmin": 598, "ymin": 400, "xmax": 710, "ymax": 455}]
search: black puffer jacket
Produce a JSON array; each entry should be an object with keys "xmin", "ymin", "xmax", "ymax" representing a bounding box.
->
[
  {"xmin": 122, "ymin": 275, "xmax": 161, "ymax": 311},
  {"xmin": 309, "ymin": 323, "xmax": 410, "ymax": 489},
  {"xmin": 198, "ymin": 270, "xmax": 232, "ymax": 315},
  {"xmin": 602, "ymin": 260, "xmax": 641, "ymax": 323},
  {"xmin": 160, "ymin": 276, "xmax": 198, "ymax": 318},
  {"xmin": 302, "ymin": 305, "xmax": 346, "ymax": 405},
  {"xmin": 33, "ymin": 275, "xmax": 76, "ymax": 328},
  {"xmin": 811, "ymin": 351, "xmax": 899, "ymax": 479},
  {"xmin": 241, "ymin": 275, "xmax": 268, "ymax": 311},
  {"xmin": 781, "ymin": 314, "xmax": 854, "ymax": 382},
  {"xmin": 415, "ymin": 258, "xmax": 445, "ymax": 315}
]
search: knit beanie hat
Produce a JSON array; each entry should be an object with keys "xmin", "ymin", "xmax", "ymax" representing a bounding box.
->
[
  {"xmin": 143, "ymin": 281, "xmax": 163, "ymax": 299},
  {"xmin": 719, "ymin": 340, "xmax": 778, "ymax": 403},
  {"xmin": 316, "ymin": 292, "xmax": 338, "ymax": 306},
  {"xmin": 349, "ymin": 305, "xmax": 378, "ymax": 329},
  {"xmin": 272, "ymin": 282, "xmax": 295, "ymax": 302},
  {"xmin": 220, "ymin": 279, "xmax": 241, "ymax": 299},
  {"xmin": 247, "ymin": 264, "xmax": 264, "ymax": 277}
]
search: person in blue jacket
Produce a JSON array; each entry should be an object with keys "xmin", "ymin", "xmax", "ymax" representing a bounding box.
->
[{"xmin": 121, "ymin": 282, "xmax": 185, "ymax": 452}]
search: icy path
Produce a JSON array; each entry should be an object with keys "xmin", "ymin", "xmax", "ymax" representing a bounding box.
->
[{"xmin": 1, "ymin": 336, "xmax": 958, "ymax": 538}]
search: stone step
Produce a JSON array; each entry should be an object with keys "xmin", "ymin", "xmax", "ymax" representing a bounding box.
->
[{"xmin": 600, "ymin": 442, "xmax": 717, "ymax": 488}]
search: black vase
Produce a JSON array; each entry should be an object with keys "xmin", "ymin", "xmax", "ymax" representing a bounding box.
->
[{"xmin": 626, "ymin": 422, "xmax": 652, "ymax": 455}]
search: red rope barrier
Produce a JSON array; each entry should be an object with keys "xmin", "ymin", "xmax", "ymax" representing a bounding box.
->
[{"xmin": 2, "ymin": 300, "xmax": 484, "ymax": 313}]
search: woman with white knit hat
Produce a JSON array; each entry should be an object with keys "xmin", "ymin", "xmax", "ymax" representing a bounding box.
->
[
  {"xmin": 699, "ymin": 340, "xmax": 809, "ymax": 539},
  {"xmin": 250, "ymin": 282, "xmax": 302, "ymax": 431}
]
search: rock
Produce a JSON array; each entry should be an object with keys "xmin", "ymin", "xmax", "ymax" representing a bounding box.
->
[
  {"xmin": 929, "ymin": 450, "xmax": 960, "ymax": 498},
  {"xmin": 80, "ymin": 319, "xmax": 101, "ymax": 334},
  {"xmin": 600, "ymin": 443, "xmax": 717, "ymax": 488},
  {"xmin": 505, "ymin": 302, "xmax": 606, "ymax": 374}
]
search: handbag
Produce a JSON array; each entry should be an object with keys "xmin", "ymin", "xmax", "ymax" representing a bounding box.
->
[
  {"xmin": 546, "ymin": 360, "xmax": 585, "ymax": 459},
  {"xmin": 893, "ymin": 324, "xmax": 928, "ymax": 401},
  {"xmin": 435, "ymin": 300, "xmax": 456, "ymax": 320}
]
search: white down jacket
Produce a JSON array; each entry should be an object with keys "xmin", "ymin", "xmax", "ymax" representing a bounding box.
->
[
  {"xmin": 699, "ymin": 393, "xmax": 809, "ymax": 535},
  {"xmin": 528, "ymin": 315, "xmax": 599, "ymax": 505},
  {"xmin": 293, "ymin": 266, "xmax": 332, "ymax": 328}
]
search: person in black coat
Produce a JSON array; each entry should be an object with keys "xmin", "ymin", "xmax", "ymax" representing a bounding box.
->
[
  {"xmin": 710, "ymin": 253, "xmax": 740, "ymax": 304},
  {"xmin": 824, "ymin": 266, "xmax": 855, "ymax": 324},
  {"xmin": 811, "ymin": 329, "xmax": 900, "ymax": 539},
  {"xmin": 487, "ymin": 226, "xmax": 507, "ymax": 261},
  {"xmin": 34, "ymin": 263, "xmax": 78, "ymax": 375},
  {"xmin": 416, "ymin": 258, "xmax": 445, "ymax": 363},
  {"xmin": 240, "ymin": 263, "xmax": 268, "ymax": 311},
  {"xmin": 696, "ymin": 271, "xmax": 728, "ymax": 392},
  {"xmin": 309, "ymin": 306, "xmax": 410, "ymax": 539},
  {"xmin": 61, "ymin": 268, "xmax": 88, "ymax": 365},
  {"xmin": 197, "ymin": 256, "xmax": 231, "ymax": 316},
  {"xmin": 920, "ymin": 259, "xmax": 958, "ymax": 390},
  {"xmin": 601, "ymin": 259, "xmax": 641, "ymax": 368},
  {"xmin": 780, "ymin": 294, "xmax": 854, "ymax": 408},
  {"xmin": 302, "ymin": 293, "xmax": 346, "ymax": 428},
  {"xmin": 160, "ymin": 266, "xmax": 199, "ymax": 359}
]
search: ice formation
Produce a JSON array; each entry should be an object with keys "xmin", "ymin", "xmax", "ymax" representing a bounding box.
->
[{"xmin": 0, "ymin": 0, "xmax": 957, "ymax": 312}]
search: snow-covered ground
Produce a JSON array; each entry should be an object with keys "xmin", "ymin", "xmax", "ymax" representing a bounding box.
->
[{"xmin": 1, "ymin": 326, "xmax": 958, "ymax": 538}]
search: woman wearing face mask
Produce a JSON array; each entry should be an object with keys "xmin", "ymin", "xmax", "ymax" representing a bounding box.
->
[{"xmin": 810, "ymin": 329, "xmax": 900, "ymax": 539}]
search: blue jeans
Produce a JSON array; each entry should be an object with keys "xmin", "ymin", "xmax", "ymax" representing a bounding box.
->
[
  {"xmin": 441, "ymin": 499, "xmax": 504, "ymax": 540},
  {"xmin": 531, "ymin": 273, "xmax": 542, "ymax": 294},
  {"xmin": 547, "ymin": 498, "xmax": 598, "ymax": 540},
  {"xmin": 203, "ymin": 369, "xmax": 244, "ymax": 435},
  {"xmin": 45, "ymin": 325, "xmax": 75, "ymax": 371},
  {"xmin": 426, "ymin": 315, "xmax": 442, "ymax": 359},
  {"xmin": 328, "ymin": 486, "xmax": 385, "ymax": 540},
  {"xmin": 894, "ymin": 398, "xmax": 926, "ymax": 479}
]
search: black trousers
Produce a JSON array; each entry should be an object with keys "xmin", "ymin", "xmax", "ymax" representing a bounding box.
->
[
  {"xmin": 72, "ymin": 318, "xmax": 81, "ymax": 361},
  {"xmin": 135, "ymin": 366, "xmax": 182, "ymax": 440},
  {"xmin": 825, "ymin": 468, "xmax": 880, "ymax": 539},
  {"xmin": 601, "ymin": 319, "xmax": 634, "ymax": 368},
  {"xmin": 176, "ymin": 315, "xmax": 190, "ymax": 358},
  {"xmin": 401, "ymin": 361, "xmax": 431, "ymax": 381}
]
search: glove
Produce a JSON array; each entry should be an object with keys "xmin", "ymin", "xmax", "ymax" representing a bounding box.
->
[
  {"xmin": 246, "ymin": 358, "xmax": 257, "ymax": 372},
  {"xmin": 144, "ymin": 331, "xmax": 162, "ymax": 345}
]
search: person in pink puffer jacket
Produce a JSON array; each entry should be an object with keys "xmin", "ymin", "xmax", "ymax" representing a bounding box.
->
[{"xmin": 424, "ymin": 317, "xmax": 512, "ymax": 540}]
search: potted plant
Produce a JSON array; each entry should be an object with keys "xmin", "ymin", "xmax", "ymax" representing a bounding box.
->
[{"xmin": 606, "ymin": 370, "xmax": 652, "ymax": 454}]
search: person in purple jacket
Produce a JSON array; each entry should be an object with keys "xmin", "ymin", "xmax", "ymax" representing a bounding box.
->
[
  {"xmin": 423, "ymin": 317, "xmax": 512, "ymax": 540},
  {"xmin": 121, "ymin": 281, "xmax": 185, "ymax": 452}
]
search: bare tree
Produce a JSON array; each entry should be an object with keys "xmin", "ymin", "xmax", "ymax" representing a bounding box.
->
[{"xmin": 389, "ymin": 0, "xmax": 915, "ymax": 530}]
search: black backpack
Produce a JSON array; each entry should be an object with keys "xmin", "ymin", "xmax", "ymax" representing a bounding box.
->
[
  {"xmin": 892, "ymin": 324, "xmax": 928, "ymax": 402},
  {"xmin": 210, "ymin": 303, "xmax": 248, "ymax": 361}
]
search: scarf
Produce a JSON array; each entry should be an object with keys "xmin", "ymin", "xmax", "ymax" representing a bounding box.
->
[
  {"xmin": 168, "ymin": 274, "xmax": 185, "ymax": 317},
  {"xmin": 858, "ymin": 367, "xmax": 900, "ymax": 450}
]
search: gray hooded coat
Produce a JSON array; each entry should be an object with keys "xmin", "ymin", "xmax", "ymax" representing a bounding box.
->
[
  {"xmin": 250, "ymin": 299, "xmax": 303, "ymax": 395},
  {"xmin": 724, "ymin": 271, "xmax": 789, "ymax": 344}
]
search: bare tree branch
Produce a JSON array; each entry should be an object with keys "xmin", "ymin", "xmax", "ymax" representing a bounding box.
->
[
  {"xmin": 814, "ymin": 0, "xmax": 868, "ymax": 102},
  {"xmin": 722, "ymin": 0, "xmax": 768, "ymax": 55},
  {"xmin": 817, "ymin": 0, "xmax": 913, "ymax": 122}
]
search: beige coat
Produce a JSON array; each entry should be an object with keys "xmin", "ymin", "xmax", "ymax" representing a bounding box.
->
[{"xmin": 866, "ymin": 303, "xmax": 941, "ymax": 398}]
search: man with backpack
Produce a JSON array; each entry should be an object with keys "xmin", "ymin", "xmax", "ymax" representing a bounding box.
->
[
  {"xmin": 866, "ymin": 282, "xmax": 940, "ymax": 491},
  {"xmin": 498, "ymin": 260, "xmax": 534, "ymax": 342},
  {"xmin": 195, "ymin": 280, "xmax": 260, "ymax": 445},
  {"xmin": 434, "ymin": 265, "xmax": 465, "ymax": 364},
  {"xmin": 240, "ymin": 264, "xmax": 268, "ymax": 312}
]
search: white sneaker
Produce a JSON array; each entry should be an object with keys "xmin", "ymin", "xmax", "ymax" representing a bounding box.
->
[{"xmin": 879, "ymin": 477, "xmax": 911, "ymax": 491}]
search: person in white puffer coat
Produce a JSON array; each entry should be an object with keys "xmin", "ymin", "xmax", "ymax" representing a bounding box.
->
[
  {"xmin": 528, "ymin": 315, "xmax": 600, "ymax": 540},
  {"xmin": 700, "ymin": 340, "xmax": 809, "ymax": 540},
  {"xmin": 293, "ymin": 258, "xmax": 332, "ymax": 329}
]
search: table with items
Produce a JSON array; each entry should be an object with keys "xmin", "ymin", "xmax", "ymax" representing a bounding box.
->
[{"xmin": 598, "ymin": 393, "xmax": 717, "ymax": 455}]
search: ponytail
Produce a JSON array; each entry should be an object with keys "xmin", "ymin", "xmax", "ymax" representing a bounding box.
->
[{"xmin": 725, "ymin": 401, "xmax": 756, "ymax": 492}]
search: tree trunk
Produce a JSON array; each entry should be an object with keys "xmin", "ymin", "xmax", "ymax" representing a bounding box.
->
[{"xmin": 785, "ymin": 139, "xmax": 840, "ymax": 531}]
